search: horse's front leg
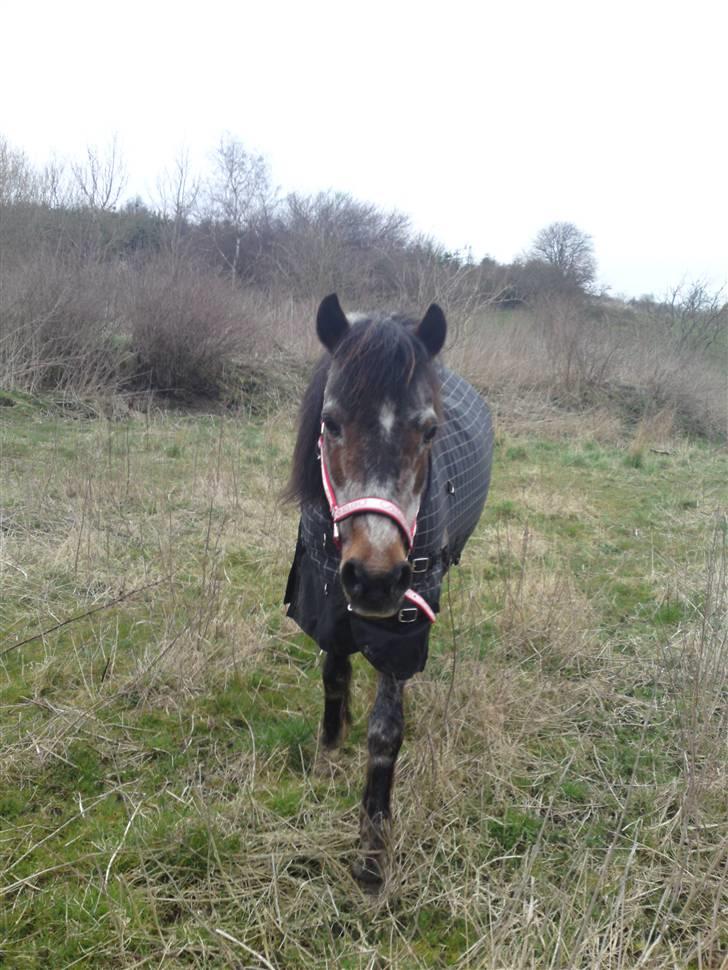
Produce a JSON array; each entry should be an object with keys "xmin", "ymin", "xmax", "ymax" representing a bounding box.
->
[
  {"xmin": 353, "ymin": 672, "xmax": 404, "ymax": 887},
  {"xmin": 320, "ymin": 650, "xmax": 352, "ymax": 750}
]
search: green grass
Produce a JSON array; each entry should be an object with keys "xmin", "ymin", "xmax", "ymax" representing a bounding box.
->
[{"xmin": 0, "ymin": 399, "xmax": 726, "ymax": 968}]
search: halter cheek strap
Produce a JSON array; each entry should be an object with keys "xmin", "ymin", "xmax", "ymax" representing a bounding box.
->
[{"xmin": 318, "ymin": 426, "xmax": 436, "ymax": 624}]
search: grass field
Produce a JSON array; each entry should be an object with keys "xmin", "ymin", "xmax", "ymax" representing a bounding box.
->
[{"xmin": 1, "ymin": 392, "xmax": 726, "ymax": 969}]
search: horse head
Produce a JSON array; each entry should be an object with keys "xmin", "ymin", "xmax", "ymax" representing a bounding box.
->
[{"xmin": 314, "ymin": 293, "xmax": 446, "ymax": 618}]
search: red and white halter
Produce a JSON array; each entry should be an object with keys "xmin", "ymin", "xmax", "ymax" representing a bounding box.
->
[{"xmin": 318, "ymin": 424, "xmax": 436, "ymax": 624}]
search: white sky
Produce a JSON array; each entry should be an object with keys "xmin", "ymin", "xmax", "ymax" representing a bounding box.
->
[{"xmin": 2, "ymin": 0, "xmax": 726, "ymax": 297}]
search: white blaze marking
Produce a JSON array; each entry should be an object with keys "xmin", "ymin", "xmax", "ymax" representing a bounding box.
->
[{"xmin": 380, "ymin": 403, "xmax": 395, "ymax": 438}]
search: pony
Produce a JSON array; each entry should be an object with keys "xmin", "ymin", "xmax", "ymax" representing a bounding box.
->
[{"xmin": 284, "ymin": 294, "xmax": 493, "ymax": 886}]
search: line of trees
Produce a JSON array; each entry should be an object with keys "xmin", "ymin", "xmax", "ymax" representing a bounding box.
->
[
  {"xmin": 0, "ymin": 133, "xmax": 607, "ymax": 307},
  {"xmin": 0, "ymin": 133, "xmax": 724, "ymax": 413}
]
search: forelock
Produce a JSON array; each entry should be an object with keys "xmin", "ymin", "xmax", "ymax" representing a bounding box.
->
[{"xmin": 329, "ymin": 316, "xmax": 433, "ymax": 411}]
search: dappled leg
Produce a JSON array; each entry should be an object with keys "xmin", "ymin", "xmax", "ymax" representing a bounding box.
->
[
  {"xmin": 353, "ymin": 672, "xmax": 404, "ymax": 887},
  {"xmin": 321, "ymin": 651, "xmax": 352, "ymax": 750}
]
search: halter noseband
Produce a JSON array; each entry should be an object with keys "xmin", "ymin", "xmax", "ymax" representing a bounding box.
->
[{"xmin": 318, "ymin": 424, "xmax": 436, "ymax": 624}]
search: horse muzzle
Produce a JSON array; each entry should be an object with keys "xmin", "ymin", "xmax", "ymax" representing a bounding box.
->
[{"xmin": 340, "ymin": 558, "xmax": 412, "ymax": 618}]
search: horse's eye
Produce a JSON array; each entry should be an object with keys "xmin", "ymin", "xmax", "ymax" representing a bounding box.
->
[
  {"xmin": 323, "ymin": 415, "xmax": 342, "ymax": 438},
  {"xmin": 423, "ymin": 424, "xmax": 438, "ymax": 443}
]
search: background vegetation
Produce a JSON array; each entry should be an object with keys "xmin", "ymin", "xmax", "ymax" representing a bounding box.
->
[
  {"xmin": 0, "ymin": 133, "xmax": 725, "ymax": 439},
  {"xmin": 1, "ymin": 133, "xmax": 726, "ymax": 968}
]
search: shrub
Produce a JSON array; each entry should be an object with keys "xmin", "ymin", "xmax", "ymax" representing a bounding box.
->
[
  {"xmin": 0, "ymin": 255, "xmax": 124, "ymax": 395},
  {"xmin": 125, "ymin": 260, "xmax": 250, "ymax": 398}
]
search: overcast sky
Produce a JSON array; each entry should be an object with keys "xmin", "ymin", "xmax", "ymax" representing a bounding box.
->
[{"xmin": 2, "ymin": 0, "xmax": 726, "ymax": 297}]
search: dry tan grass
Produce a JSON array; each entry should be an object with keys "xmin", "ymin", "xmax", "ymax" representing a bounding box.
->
[
  {"xmin": 627, "ymin": 409, "xmax": 678, "ymax": 465},
  {"xmin": 501, "ymin": 402, "xmax": 626, "ymax": 443},
  {"xmin": 446, "ymin": 302, "xmax": 726, "ymax": 442}
]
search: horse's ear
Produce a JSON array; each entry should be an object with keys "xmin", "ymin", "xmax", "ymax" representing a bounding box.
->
[
  {"xmin": 416, "ymin": 303, "xmax": 447, "ymax": 357},
  {"xmin": 316, "ymin": 293, "xmax": 349, "ymax": 354}
]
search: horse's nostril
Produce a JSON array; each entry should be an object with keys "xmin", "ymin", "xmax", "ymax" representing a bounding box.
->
[{"xmin": 341, "ymin": 559, "xmax": 366, "ymax": 597}]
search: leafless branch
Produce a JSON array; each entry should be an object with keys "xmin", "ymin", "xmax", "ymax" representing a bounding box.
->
[{"xmin": 71, "ymin": 137, "xmax": 127, "ymax": 211}]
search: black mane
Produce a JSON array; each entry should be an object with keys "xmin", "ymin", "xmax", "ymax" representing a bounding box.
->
[
  {"xmin": 283, "ymin": 315, "xmax": 439, "ymax": 507},
  {"xmin": 282, "ymin": 354, "xmax": 329, "ymax": 506}
]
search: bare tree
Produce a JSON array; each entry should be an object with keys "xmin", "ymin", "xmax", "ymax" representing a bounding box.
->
[
  {"xmin": 265, "ymin": 191, "xmax": 414, "ymax": 298},
  {"xmin": 155, "ymin": 150, "xmax": 200, "ymax": 268},
  {"xmin": 38, "ymin": 158, "xmax": 74, "ymax": 209},
  {"xmin": 0, "ymin": 137, "xmax": 51, "ymax": 267},
  {"xmin": 529, "ymin": 221, "xmax": 597, "ymax": 290},
  {"xmin": 663, "ymin": 280, "xmax": 727, "ymax": 353},
  {"xmin": 203, "ymin": 134, "xmax": 271, "ymax": 286},
  {"xmin": 71, "ymin": 138, "xmax": 127, "ymax": 211},
  {"xmin": 0, "ymin": 136, "xmax": 39, "ymax": 205}
]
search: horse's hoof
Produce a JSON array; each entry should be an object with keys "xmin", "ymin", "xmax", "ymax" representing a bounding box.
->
[{"xmin": 352, "ymin": 857, "xmax": 384, "ymax": 890}]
